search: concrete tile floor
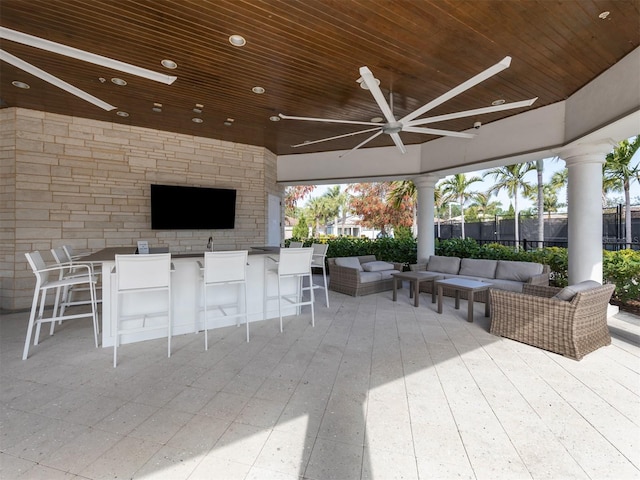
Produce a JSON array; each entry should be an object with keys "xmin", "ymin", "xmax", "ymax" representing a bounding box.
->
[{"xmin": 1, "ymin": 287, "xmax": 639, "ymax": 479}]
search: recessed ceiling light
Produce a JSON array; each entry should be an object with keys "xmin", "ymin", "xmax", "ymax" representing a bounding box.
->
[
  {"xmin": 491, "ymin": 99, "xmax": 506, "ymax": 106},
  {"xmin": 98, "ymin": 77, "xmax": 106, "ymax": 83},
  {"xmin": 269, "ymin": 116, "xmax": 280, "ymax": 122},
  {"xmin": 229, "ymin": 34, "xmax": 246, "ymax": 47},
  {"xmin": 192, "ymin": 117, "xmax": 203, "ymax": 123},
  {"xmin": 370, "ymin": 116, "xmax": 384, "ymax": 123},
  {"xmin": 161, "ymin": 59, "xmax": 177, "ymax": 69},
  {"xmin": 111, "ymin": 77, "xmax": 127, "ymax": 86},
  {"xmin": 193, "ymin": 107, "xmax": 203, "ymax": 113},
  {"xmin": 152, "ymin": 106, "xmax": 162, "ymax": 112},
  {"xmin": 598, "ymin": 11, "xmax": 610, "ymax": 19},
  {"xmin": 223, "ymin": 121, "xmax": 233, "ymax": 126},
  {"xmin": 12, "ymin": 80, "xmax": 30, "ymax": 89},
  {"xmin": 116, "ymin": 111, "xmax": 129, "ymax": 117},
  {"xmin": 252, "ymin": 86, "xmax": 265, "ymax": 94}
]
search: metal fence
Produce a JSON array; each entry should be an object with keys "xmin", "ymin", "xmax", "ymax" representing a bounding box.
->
[{"xmin": 436, "ymin": 206, "xmax": 640, "ymax": 251}]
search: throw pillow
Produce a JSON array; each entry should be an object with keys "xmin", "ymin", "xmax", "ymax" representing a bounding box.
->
[
  {"xmin": 361, "ymin": 261, "xmax": 395, "ymax": 272},
  {"xmin": 553, "ymin": 280, "xmax": 602, "ymax": 301},
  {"xmin": 334, "ymin": 257, "xmax": 364, "ymax": 271}
]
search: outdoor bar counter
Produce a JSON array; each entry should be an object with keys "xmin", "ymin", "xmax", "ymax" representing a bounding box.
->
[{"xmin": 82, "ymin": 247, "xmax": 297, "ymax": 348}]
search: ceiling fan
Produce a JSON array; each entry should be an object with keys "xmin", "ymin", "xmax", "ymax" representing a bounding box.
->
[
  {"xmin": 0, "ymin": 27, "xmax": 176, "ymax": 111},
  {"xmin": 279, "ymin": 56, "xmax": 537, "ymax": 156}
]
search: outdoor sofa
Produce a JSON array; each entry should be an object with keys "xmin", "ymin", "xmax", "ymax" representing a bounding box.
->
[
  {"xmin": 327, "ymin": 255, "xmax": 403, "ymax": 296},
  {"xmin": 489, "ymin": 281, "xmax": 615, "ymax": 359},
  {"xmin": 410, "ymin": 255, "xmax": 550, "ymax": 303}
]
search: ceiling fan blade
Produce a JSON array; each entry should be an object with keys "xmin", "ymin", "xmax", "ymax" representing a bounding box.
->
[
  {"xmin": 0, "ymin": 27, "xmax": 177, "ymax": 85},
  {"xmin": 403, "ymin": 126, "xmax": 476, "ymax": 138},
  {"xmin": 400, "ymin": 56, "xmax": 512, "ymax": 124},
  {"xmin": 358, "ymin": 66, "xmax": 396, "ymax": 123},
  {"xmin": 339, "ymin": 130, "xmax": 384, "ymax": 158},
  {"xmin": 279, "ymin": 113, "xmax": 380, "ymax": 126},
  {"xmin": 390, "ymin": 133, "xmax": 407, "ymax": 154},
  {"xmin": 291, "ymin": 127, "xmax": 381, "ymax": 147},
  {"xmin": 406, "ymin": 98, "xmax": 538, "ymax": 127},
  {"xmin": 0, "ymin": 49, "xmax": 116, "ymax": 111}
]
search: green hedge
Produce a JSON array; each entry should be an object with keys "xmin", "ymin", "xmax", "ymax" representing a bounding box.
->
[{"xmin": 289, "ymin": 236, "xmax": 640, "ymax": 303}]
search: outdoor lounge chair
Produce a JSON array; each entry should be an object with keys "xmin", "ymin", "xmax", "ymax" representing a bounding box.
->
[{"xmin": 489, "ymin": 282, "xmax": 615, "ymax": 360}]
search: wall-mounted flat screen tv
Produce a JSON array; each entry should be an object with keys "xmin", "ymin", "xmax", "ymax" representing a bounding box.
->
[{"xmin": 151, "ymin": 184, "xmax": 236, "ymax": 229}]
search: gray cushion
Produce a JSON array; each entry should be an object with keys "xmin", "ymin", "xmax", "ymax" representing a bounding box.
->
[
  {"xmin": 495, "ymin": 260, "xmax": 543, "ymax": 282},
  {"xmin": 359, "ymin": 271, "xmax": 382, "ymax": 283},
  {"xmin": 459, "ymin": 258, "xmax": 498, "ymax": 278},
  {"xmin": 362, "ymin": 261, "xmax": 395, "ymax": 272},
  {"xmin": 335, "ymin": 257, "xmax": 363, "ymax": 271},
  {"xmin": 553, "ymin": 280, "xmax": 602, "ymax": 301},
  {"xmin": 427, "ymin": 255, "xmax": 461, "ymax": 275}
]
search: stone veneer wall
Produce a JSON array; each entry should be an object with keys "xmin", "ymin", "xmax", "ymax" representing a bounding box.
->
[{"xmin": 2, "ymin": 108, "xmax": 283, "ymax": 311}]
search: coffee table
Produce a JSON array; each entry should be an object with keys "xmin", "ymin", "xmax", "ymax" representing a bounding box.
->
[
  {"xmin": 391, "ymin": 271, "xmax": 442, "ymax": 307},
  {"xmin": 435, "ymin": 278, "xmax": 492, "ymax": 322}
]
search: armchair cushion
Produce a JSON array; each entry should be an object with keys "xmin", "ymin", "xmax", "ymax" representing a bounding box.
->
[
  {"xmin": 362, "ymin": 261, "xmax": 395, "ymax": 272},
  {"xmin": 553, "ymin": 280, "xmax": 602, "ymax": 301},
  {"xmin": 334, "ymin": 257, "xmax": 363, "ymax": 271}
]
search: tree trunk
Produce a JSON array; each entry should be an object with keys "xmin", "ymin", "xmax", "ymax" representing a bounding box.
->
[
  {"xmin": 514, "ymin": 193, "xmax": 520, "ymax": 250},
  {"xmin": 459, "ymin": 195, "xmax": 465, "ymax": 239},
  {"xmin": 537, "ymin": 160, "xmax": 544, "ymax": 248},
  {"xmin": 625, "ymin": 181, "xmax": 632, "ymax": 246}
]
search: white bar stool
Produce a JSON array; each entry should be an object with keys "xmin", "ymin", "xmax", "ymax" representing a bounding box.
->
[
  {"xmin": 310, "ymin": 243, "xmax": 330, "ymax": 307},
  {"xmin": 264, "ymin": 247, "xmax": 315, "ymax": 332},
  {"xmin": 199, "ymin": 250, "xmax": 249, "ymax": 350},
  {"xmin": 113, "ymin": 253, "xmax": 172, "ymax": 367},
  {"xmin": 23, "ymin": 251, "xmax": 99, "ymax": 360}
]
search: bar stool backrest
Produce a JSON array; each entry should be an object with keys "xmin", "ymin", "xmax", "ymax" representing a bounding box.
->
[
  {"xmin": 278, "ymin": 248, "xmax": 313, "ymax": 276},
  {"xmin": 25, "ymin": 251, "xmax": 50, "ymax": 283},
  {"xmin": 204, "ymin": 251, "xmax": 248, "ymax": 284},
  {"xmin": 288, "ymin": 241, "xmax": 303, "ymax": 248},
  {"xmin": 115, "ymin": 253, "xmax": 171, "ymax": 291}
]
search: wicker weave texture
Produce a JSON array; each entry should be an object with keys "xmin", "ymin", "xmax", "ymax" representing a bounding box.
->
[
  {"xmin": 409, "ymin": 263, "xmax": 550, "ymax": 303},
  {"xmin": 327, "ymin": 256, "xmax": 402, "ymax": 296},
  {"xmin": 489, "ymin": 284, "xmax": 615, "ymax": 360}
]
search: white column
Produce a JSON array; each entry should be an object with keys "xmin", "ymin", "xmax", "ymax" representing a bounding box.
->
[
  {"xmin": 560, "ymin": 143, "xmax": 611, "ymax": 284},
  {"xmin": 414, "ymin": 174, "xmax": 439, "ymax": 263}
]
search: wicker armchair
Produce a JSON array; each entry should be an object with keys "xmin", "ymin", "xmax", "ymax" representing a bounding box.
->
[{"xmin": 489, "ymin": 283, "xmax": 615, "ymax": 360}]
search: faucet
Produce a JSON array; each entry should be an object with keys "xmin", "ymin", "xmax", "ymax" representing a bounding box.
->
[{"xmin": 207, "ymin": 236, "xmax": 213, "ymax": 251}]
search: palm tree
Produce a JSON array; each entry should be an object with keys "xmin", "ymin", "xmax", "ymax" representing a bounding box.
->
[
  {"xmin": 439, "ymin": 173, "xmax": 482, "ymax": 239},
  {"xmin": 604, "ymin": 136, "xmax": 640, "ymax": 246},
  {"xmin": 434, "ymin": 184, "xmax": 446, "ymax": 237},
  {"xmin": 469, "ymin": 192, "xmax": 502, "ymax": 220},
  {"xmin": 484, "ymin": 163, "xmax": 536, "ymax": 248},
  {"xmin": 387, "ymin": 180, "xmax": 417, "ymax": 236},
  {"xmin": 305, "ymin": 196, "xmax": 332, "ymax": 236},
  {"xmin": 534, "ymin": 159, "xmax": 544, "ymax": 246},
  {"xmin": 323, "ymin": 185, "xmax": 346, "ymax": 235}
]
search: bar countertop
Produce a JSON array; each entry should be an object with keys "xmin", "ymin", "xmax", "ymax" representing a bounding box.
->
[{"xmin": 80, "ymin": 246, "xmax": 281, "ymax": 263}]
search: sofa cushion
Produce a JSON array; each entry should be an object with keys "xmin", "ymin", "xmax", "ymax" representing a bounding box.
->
[
  {"xmin": 378, "ymin": 270, "xmax": 398, "ymax": 280},
  {"xmin": 485, "ymin": 278, "xmax": 526, "ymax": 293},
  {"xmin": 459, "ymin": 258, "xmax": 498, "ymax": 278},
  {"xmin": 427, "ymin": 255, "xmax": 461, "ymax": 275},
  {"xmin": 362, "ymin": 261, "xmax": 395, "ymax": 272},
  {"xmin": 359, "ymin": 271, "xmax": 382, "ymax": 283},
  {"xmin": 553, "ymin": 280, "xmax": 602, "ymax": 301},
  {"xmin": 495, "ymin": 260, "xmax": 543, "ymax": 282},
  {"xmin": 335, "ymin": 257, "xmax": 363, "ymax": 271}
]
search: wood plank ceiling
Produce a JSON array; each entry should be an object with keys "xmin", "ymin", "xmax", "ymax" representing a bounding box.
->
[{"xmin": 1, "ymin": 0, "xmax": 638, "ymax": 155}]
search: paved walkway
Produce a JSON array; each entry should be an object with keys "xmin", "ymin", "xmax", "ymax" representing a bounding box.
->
[{"xmin": 1, "ymin": 288, "xmax": 638, "ymax": 479}]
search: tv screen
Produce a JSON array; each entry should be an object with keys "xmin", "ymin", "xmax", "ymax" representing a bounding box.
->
[{"xmin": 150, "ymin": 184, "xmax": 236, "ymax": 229}]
